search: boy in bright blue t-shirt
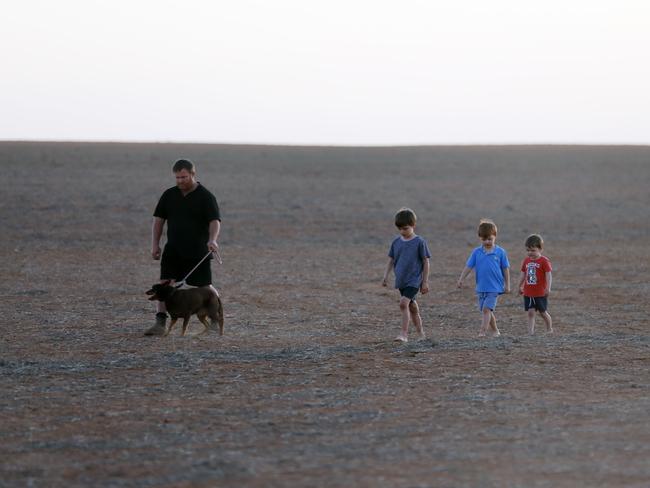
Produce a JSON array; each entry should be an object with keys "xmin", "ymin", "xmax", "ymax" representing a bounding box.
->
[
  {"xmin": 382, "ymin": 208, "xmax": 431, "ymax": 342},
  {"xmin": 457, "ymin": 219, "xmax": 511, "ymax": 337}
]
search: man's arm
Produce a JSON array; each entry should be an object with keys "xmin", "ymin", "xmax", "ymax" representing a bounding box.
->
[
  {"xmin": 151, "ymin": 217, "xmax": 165, "ymax": 259},
  {"xmin": 208, "ymin": 219, "xmax": 221, "ymax": 252}
]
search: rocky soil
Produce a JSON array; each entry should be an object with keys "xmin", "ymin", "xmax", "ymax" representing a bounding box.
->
[{"xmin": 1, "ymin": 143, "xmax": 649, "ymax": 487}]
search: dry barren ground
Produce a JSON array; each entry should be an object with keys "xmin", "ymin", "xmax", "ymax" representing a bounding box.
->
[{"xmin": 1, "ymin": 142, "xmax": 649, "ymax": 487}]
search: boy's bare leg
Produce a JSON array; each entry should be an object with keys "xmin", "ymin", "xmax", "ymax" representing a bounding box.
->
[
  {"xmin": 540, "ymin": 311, "xmax": 553, "ymax": 333},
  {"xmin": 489, "ymin": 311, "xmax": 500, "ymax": 337},
  {"xmin": 409, "ymin": 301, "xmax": 425, "ymax": 340},
  {"xmin": 479, "ymin": 308, "xmax": 491, "ymax": 337},
  {"xmin": 527, "ymin": 309, "xmax": 536, "ymax": 334},
  {"xmin": 395, "ymin": 297, "xmax": 411, "ymax": 342}
]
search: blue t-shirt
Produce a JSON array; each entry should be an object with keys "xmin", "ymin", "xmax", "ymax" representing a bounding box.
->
[
  {"xmin": 466, "ymin": 245, "xmax": 510, "ymax": 293},
  {"xmin": 388, "ymin": 235, "xmax": 431, "ymax": 289}
]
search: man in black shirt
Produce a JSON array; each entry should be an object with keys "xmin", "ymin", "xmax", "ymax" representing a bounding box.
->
[{"xmin": 144, "ymin": 159, "xmax": 221, "ymax": 336}]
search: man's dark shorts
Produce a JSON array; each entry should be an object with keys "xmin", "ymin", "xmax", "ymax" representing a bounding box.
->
[
  {"xmin": 399, "ymin": 286, "xmax": 419, "ymax": 302},
  {"xmin": 524, "ymin": 296, "xmax": 548, "ymax": 312},
  {"xmin": 161, "ymin": 248, "xmax": 212, "ymax": 287}
]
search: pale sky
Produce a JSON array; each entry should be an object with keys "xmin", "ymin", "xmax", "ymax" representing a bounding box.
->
[{"xmin": 2, "ymin": 0, "xmax": 649, "ymax": 145}]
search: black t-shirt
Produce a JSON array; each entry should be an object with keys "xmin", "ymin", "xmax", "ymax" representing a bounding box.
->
[{"xmin": 154, "ymin": 183, "xmax": 221, "ymax": 258}]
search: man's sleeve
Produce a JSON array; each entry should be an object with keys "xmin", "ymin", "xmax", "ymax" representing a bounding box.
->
[
  {"xmin": 153, "ymin": 192, "xmax": 167, "ymax": 219},
  {"xmin": 206, "ymin": 193, "xmax": 221, "ymax": 221}
]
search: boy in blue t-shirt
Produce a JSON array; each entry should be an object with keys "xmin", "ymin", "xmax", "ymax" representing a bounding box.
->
[
  {"xmin": 382, "ymin": 208, "xmax": 431, "ymax": 342},
  {"xmin": 457, "ymin": 219, "xmax": 511, "ymax": 337}
]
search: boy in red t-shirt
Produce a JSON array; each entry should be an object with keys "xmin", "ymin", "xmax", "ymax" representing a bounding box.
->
[{"xmin": 518, "ymin": 234, "xmax": 553, "ymax": 334}]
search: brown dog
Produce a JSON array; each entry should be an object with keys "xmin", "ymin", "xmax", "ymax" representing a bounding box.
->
[{"xmin": 146, "ymin": 281, "xmax": 224, "ymax": 336}]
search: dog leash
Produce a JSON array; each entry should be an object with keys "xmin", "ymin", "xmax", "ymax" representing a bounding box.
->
[{"xmin": 174, "ymin": 248, "xmax": 223, "ymax": 288}]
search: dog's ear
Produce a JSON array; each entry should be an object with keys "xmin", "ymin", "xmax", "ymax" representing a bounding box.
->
[
  {"xmin": 146, "ymin": 287, "xmax": 156, "ymax": 296},
  {"xmin": 161, "ymin": 280, "xmax": 172, "ymax": 286}
]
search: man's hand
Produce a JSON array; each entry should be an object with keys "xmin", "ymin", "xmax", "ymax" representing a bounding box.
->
[
  {"xmin": 421, "ymin": 282, "xmax": 430, "ymax": 294},
  {"xmin": 457, "ymin": 279, "xmax": 463, "ymax": 289},
  {"xmin": 152, "ymin": 244, "xmax": 162, "ymax": 260},
  {"xmin": 381, "ymin": 278, "xmax": 388, "ymax": 287},
  {"xmin": 208, "ymin": 241, "xmax": 222, "ymax": 264}
]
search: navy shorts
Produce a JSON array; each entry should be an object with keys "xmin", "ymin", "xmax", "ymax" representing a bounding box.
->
[
  {"xmin": 524, "ymin": 296, "xmax": 548, "ymax": 312},
  {"xmin": 161, "ymin": 249, "xmax": 212, "ymax": 287},
  {"xmin": 399, "ymin": 286, "xmax": 419, "ymax": 301}
]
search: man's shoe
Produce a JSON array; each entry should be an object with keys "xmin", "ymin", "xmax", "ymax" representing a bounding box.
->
[{"xmin": 144, "ymin": 313, "xmax": 168, "ymax": 336}]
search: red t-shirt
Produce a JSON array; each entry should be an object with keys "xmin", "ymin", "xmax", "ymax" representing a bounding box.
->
[{"xmin": 521, "ymin": 256, "xmax": 552, "ymax": 297}]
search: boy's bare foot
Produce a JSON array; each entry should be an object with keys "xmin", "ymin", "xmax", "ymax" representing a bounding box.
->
[
  {"xmin": 491, "ymin": 330, "xmax": 501, "ymax": 337},
  {"xmin": 547, "ymin": 328, "xmax": 554, "ymax": 334},
  {"xmin": 415, "ymin": 325, "xmax": 425, "ymax": 340},
  {"xmin": 394, "ymin": 335, "xmax": 408, "ymax": 343}
]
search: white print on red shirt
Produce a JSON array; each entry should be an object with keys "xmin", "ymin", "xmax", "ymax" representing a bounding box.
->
[{"xmin": 526, "ymin": 262, "xmax": 540, "ymax": 285}]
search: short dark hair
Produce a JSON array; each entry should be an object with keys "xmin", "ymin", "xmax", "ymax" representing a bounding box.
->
[
  {"xmin": 172, "ymin": 159, "xmax": 195, "ymax": 173},
  {"xmin": 477, "ymin": 219, "xmax": 497, "ymax": 238},
  {"xmin": 395, "ymin": 208, "xmax": 417, "ymax": 228},
  {"xmin": 525, "ymin": 234, "xmax": 544, "ymax": 249}
]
